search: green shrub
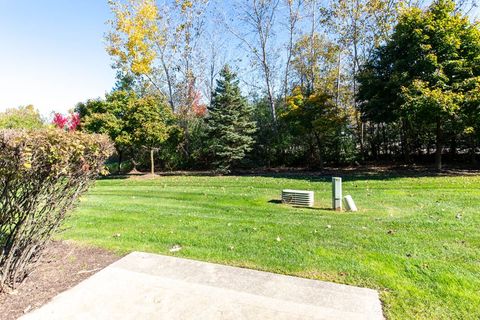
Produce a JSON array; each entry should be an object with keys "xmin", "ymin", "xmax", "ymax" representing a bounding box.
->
[
  {"xmin": 0, "ymin": 129, "xmax": 113, "ymax": 292},
  {"xmin": 0, "ymin": 105, "xmax": 44, "ymax": 129}
]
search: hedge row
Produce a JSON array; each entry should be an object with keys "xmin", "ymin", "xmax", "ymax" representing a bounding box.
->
[{"xmin": 0, "ymin": 129, "xmax": 113, "ymax": 291}]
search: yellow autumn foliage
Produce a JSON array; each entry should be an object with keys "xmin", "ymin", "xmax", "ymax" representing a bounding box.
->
[{"xmin": 107, "ymin": 0, "xmax": 162, "ymax": 75}]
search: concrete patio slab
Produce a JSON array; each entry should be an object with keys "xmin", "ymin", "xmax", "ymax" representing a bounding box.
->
[{"xmin": 21, "ymin": 252, "xmax": 384, "ymax": 320}]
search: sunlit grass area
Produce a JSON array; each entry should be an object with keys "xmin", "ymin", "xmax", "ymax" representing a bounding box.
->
[{"xmin": 61, "ymin": 174, "xmax": 480, "ymax": 320}]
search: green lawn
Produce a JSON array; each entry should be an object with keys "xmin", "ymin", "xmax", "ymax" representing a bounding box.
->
[{"xmin": 60, "ymin": 173, "xmax": 480, "ymax": 319}]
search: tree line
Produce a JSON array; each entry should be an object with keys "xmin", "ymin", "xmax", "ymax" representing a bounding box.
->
[
  {"xmin": 3, "ymin": 0, "xmax": 478, "ymax": 172},
  {"xmin": 81, "ymin": 0, "xmax": 480, "ymax": 172}
]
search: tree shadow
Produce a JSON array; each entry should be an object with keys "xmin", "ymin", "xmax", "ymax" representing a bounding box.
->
[
  {"xmin": 234, "ymin": 165, "xmax": 480, "ymax": 183},
  {"xmin": 102, "ymin": 165, "xmax": 479, "ymax": 182}
]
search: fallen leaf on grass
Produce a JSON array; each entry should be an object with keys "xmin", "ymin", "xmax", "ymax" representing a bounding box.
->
[{"xmin": 169, "ymin": 245, "xmax": 182, "ymax": 253}]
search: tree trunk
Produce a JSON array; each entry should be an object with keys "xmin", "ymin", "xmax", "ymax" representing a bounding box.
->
[
  {"xmin": 283, "ymin": 1, "xmax": 298, "ymax": 102},
  {"xmin": 450, "ymin": 137, "xmax": 457, "ymax": 156},
  {"xmin": 184, "ymin": 122, "xmax": 190, "ymax": 159},
  {"xmin": 435, "ymin": 118, "xmax": 443, "ymax": 171},
  {"xmin": 117, "ymin": 151, "xmax": 123, "ymax": 175},
  {"xmin": 335, "ymin": 51, "xmax": 342, "ymax": 108},
  {"xmin": 160, "ymin": 53, "xmax": 175, "ymax": 112},
  {"xmin": 382, "ymin": 123, "xmax": 388, "ymax": 157},
  {"xmin": 401, "ymin": 119, "xmax": 411, "ymax": 164},
  {"xmin": 267, "ymin": 85, "xmax": 277, "ymax": 124},
  {"xmin": 150, "ymin": 148, "xmax": 155, "ymax": 176},
  {"xmin": 352, "ymin": 3, "xmax": 364, "ymax": 162},
  {"xmin": 314, "ymin": 132, "xmax": 324, "ymax": 170},
  {"xmin": 470, "ymin": 136, "xmax": 477, "ymax": 165},
  {"xmin": 309, "ymin": 0, "xmax": 317, "ymax": 94},
  {"xmin": 307, "ymin": 139, "xmax": 315, "ymax": 167},
  {"xmin": 356, "ymin": 112, "xmax": 365, "ymax": 161}
]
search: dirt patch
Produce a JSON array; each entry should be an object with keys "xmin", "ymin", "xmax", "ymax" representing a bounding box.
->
[{"xmin": 0, "ymin": 241, "xmax": 119, "ymax": 320}]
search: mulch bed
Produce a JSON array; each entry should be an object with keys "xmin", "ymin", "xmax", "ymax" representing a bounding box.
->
[{"xmin": 0, "ymin": 241, "xmax": 119, "ymax": 320}]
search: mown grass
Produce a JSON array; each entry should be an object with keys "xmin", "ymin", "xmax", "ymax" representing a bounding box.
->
[{"xmin": 60, "ymin": 173, "xmax": 480, "ymax": 319}]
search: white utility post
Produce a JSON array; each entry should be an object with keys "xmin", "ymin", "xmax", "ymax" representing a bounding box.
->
[
  {"xmin": 344, "ymin": 195, "xmax": 358, "ymax": 212},
  {"xmin": 332, "ymin": 177, "xmax": 342, "ymax": 211}
]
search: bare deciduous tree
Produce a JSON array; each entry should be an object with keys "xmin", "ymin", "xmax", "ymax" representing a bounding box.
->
[
  {"xmin": 282, "ymin": 0, "xmax": 303, "ymax": 100},
  {"xmin": 228, "ymin": 0, "xmax": 281, "ymax": 124}
]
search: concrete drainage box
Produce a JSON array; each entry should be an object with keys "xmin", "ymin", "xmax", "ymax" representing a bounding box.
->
[{"xmin": 282, "ymin": 190, "xmax": 314, "ymax": 207}]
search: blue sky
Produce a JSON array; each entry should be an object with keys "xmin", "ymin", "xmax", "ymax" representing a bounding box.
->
[
  {"xmin": 0, "ymin": 1, "xmax": 478, "ymax": 116},
  {"xmin": 0, "ymin": 0, "xmax": 116, "ymax": 115}
]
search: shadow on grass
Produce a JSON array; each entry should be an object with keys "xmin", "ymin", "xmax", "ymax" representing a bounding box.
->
[
  {"xmin": 268, "ymin": 200, "xmax": 282, "ymax": 204},
  {"xmin": 100, "ymin": 165, "xmax": 480, "ymax": 182},
  {"xmin": 268, "ymin": 199, "xmax": 333, "ymax": 211},
  {"xmin": 234, "ymin": 165, "xmax": 480, "ymax": 182},
  {"xmin": 295, "ymin": 206, "xmax": 333, "ymax": 211},
  {"xmin": 98, "ymin": 175, "xmax": 131, "ymax": 180}
]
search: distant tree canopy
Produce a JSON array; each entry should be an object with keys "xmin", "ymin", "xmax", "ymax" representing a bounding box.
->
[
  {"xmin": 128, "ymin": 94, "xmax": 175, "ymax": 175},
  {"xmin": 74, "ymin": 0, "xmax": 479, "ymax": 173},
  {"xmin": 76, "ymin": 91, "xmax": 135, "ymax": 161},
  {"xmin": 76, "ymin": 91, "xmax": 175, "ymax": 174},
  {"xmin": 358, "ymin": 0, "xmax": 480, "ymax": 169},
  {"xmin": 283, "ymin": 87, "xmax": 348, "ymax": 169},
  {"xmin": 0, "ymin": 105, "xmax": 44, "ymax": 129}
]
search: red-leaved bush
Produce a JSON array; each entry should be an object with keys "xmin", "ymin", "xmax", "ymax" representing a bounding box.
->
[
  {"xmin": 69, "ymin": 113, "xmax": 81, "ymax": 131},
  {"xmin": 52, "ymin": 112, "xmax": 80, "ymax": 131}
]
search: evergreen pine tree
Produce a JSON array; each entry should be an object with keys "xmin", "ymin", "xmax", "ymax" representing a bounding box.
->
[{"xmin": 206, "ymin": 65, "xmax": 256, "ymax": 173}]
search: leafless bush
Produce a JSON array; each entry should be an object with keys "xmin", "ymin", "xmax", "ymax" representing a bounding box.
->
[{"xmin": 0, "ymin": 129, "xmax": 113, "ymax": 292}]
